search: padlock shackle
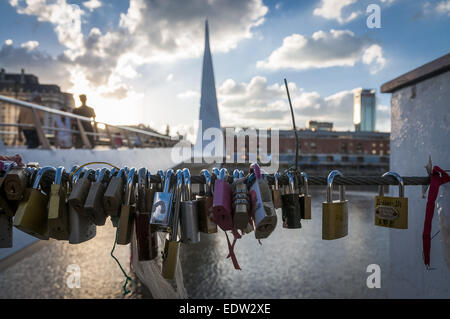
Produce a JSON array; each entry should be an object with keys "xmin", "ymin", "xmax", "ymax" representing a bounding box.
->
[
  {"xmin": 138, "ymin": 167, "xmax": 148, "ymax": 189},
  {"xmin": 116, "ymin": 167, "xmax": 126, "ymax": 179},
  {"xmin": 326, "ymin": 170, "xmax": 345, "ymax": 203},
  {"xmin": 200, "ymin": 169, "xmax": 212, "ymax": 194},
  {"xmin": 301, "ymin": 171, "xmax": 309, "ymax": 196},
  {"xmin": 274, "ymin": 171, "xmax": 279, "ymax": 190},
  {"xmin": 212, "ymin": 167, "xmax": 220, "ymax": 178},
  {"xmin": 219, "ymin": 168, "xmax": 228, "ymax": 181},
  {"xmin": 157, "ymin": 169, "xmax": 165, "ymax": 187},
  {"xmin": 250, "ymin": 163, "xmax": 261, "ymax": 179},
  {"xmin": 147, "ymin": 170, "xmax": 151, "ymax": 187},
  {"xmin": 286, "ymin": 171, "xmax": 295, "ymax": 194},
  {"xmin": 163, "ymin": 169, "xmax": 174, "ymax": 193},
  {"xmin": 233, "ymin": 169, "xmax": 240, "ymax": 181},
  {"xmin": 32, "ymin": 166, "xmax": 56, "ymax": 190},
  {"xmin": 124, "ymin": 168, "xmax": 137, "ymax": 206},
  {"xmin": 239, "ymin": 170, "xmax": 245, "ymax": 179},
  {"xmin": 96, "ymin": 167, "xmax": 108, "ymax": 183},
  {"xmin": 183, "ymin": 168, "xmax": 191, "ymax": 201},
  {"xmin": 172, "ymin": 169, "xmax": 184, "ymax": 239},
  {"xmin": 54, "ymin": 166, "xmax": 65, "ymax": 185},
  {"xmin": 381, "ymin": 171, "xmax": 404, "ymax": 197}
]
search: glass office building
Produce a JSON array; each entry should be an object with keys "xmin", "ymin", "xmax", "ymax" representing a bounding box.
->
[{"xmin": 353, "ymin": 89, "xmax": 376, "ymax": 131}]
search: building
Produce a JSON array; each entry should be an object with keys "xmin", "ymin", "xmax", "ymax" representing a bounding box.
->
[
  {"xmin": 353, "ymin": 88, "xmax": 376, "ymax": 132},
  {"xmin": 0, "ymin": 68, "xmax": 74, "ymax": 145},
  {"xmin": 307, "ymin": 121, "xmax": 333, "ymax": 131}
]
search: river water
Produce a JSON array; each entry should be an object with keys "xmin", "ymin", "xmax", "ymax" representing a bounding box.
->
[{"xmin": 0, "ymin": 190, "xmax": 389, "ymax": 298}]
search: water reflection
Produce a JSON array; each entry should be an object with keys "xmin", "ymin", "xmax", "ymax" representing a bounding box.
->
[{"xmin": 180, "ymin": 190, "xmax": 389, "ymax": 298}]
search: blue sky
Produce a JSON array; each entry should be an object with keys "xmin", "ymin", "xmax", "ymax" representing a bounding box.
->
[{"xmin": 0, "ymin": 0, "xmax": 449, "ymax": 140}]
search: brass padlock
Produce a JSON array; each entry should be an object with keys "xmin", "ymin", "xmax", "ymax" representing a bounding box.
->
[
  {"xmin": 117, "ymin": 168, "xmax": 137, "ymax": 245},
  {"xmin": 232, "ymin": 169, "xmax": 249, "ymax": 230},
  {"xmin": 375, "ymin": 172, "xmax": 408, "ymax": 229},
  {"xmin": 68, "ymin": 167, "xmax": 96, "ymax": 244},
  {"xmin": 84, "ymin": 168, "xmax": 110, "ymax": 225},
  {"xmin": 103, "ymin": 167, "xmax": 127, "ymax": 217},
  {"xmin": 161, "ymin": 169, "xmax": 182, "ymax": 279},
  {"xmin": 196, "ymin": 169, "xmax": 217, "ymax": 234},
  {"xmin": 180, "ymin": 168, "xmax": 200, "ymax": 244},
  {"xmin": 47, "ymin": 166, "xmax": 70, "ymax": 240},
  {"xmin": 68, "ymin": 168, "xmax": 94, "ymax": 215},
  {"xmin": 14, "ymin": 166, "xmax": 56, "ymax": 240},
  {"xmin": 135, "ymin": 168, "xmax": 157, "ymax": 260},
  {"xmin": 272, "ymin": 171, "xmax": 282, "ymax": 209},
  {"xmin": 299, "ymin": 171, "xmax": 312, "ymax": 220},
  {"xmin": 322, "ymin": 170, "xmax": 348, "ymax": 240},
  {"xmin": 4, "ymin": 166, "xmax": 29, "ymax": 201}
]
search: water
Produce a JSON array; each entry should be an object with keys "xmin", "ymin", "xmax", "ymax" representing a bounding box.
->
[
  {"xmin": 180, "ymin": 190, "xmax": 389, "ymax": 298},
  {"xmin": 0, "ymin": 191, "xmax": 389, "ymax": 298}
]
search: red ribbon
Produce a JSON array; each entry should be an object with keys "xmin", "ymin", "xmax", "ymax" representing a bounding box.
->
[{"xmin": 423, "ymin": 166, "xmax": 450, "ymax": 267}]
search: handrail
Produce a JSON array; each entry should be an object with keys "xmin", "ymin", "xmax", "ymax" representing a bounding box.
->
[{"xmin": 0, "ymin": 95, "xmax": 170, "ymax": 140}]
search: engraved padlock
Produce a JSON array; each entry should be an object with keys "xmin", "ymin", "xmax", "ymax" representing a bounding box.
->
[
  {"xmin": 272, "ymin": 171, "xmax": 283, "ymax": 209},
  {"xmin": 375, "ymin": 172, "xmax": 408, "ymax": 229},
  {"xmin": 161, "ymin": 169, "xmax": 182, "ymax": 279},
  {"xmin": 196, "ymin": 169, "xmax": 217, "ymax": 234},
  {"xmin": 180, "ymin": 168, "xmax": 200, "ymax": 244},
  {"xmin": 4, "ymin": 166, "xmax": 29, "ymax": 201},
  {"xmin": 249, "ymin": 163, "xmax": 277, "ymax": 239},
  {"xmin": 68, "ymin": 168, "xmax": 94, "ymax": 215},
  {"xmin": 299, "ymin": 171, "xmax": 312, "ymax": 220},
  {"xmin": 281, "ymin": 171, "xmax": 302, "ymax": 229},
  {"xmin": 151, "ymin": 169, "xmax": 174, "ymax": 232},
  {"xmin": 135, "ymin": 168, "xmax": 157, "ymax": 260},
  {"xmin": 103, "ymin": 167, "xmax": 127, "ymax": 217},
  {"xmin": 84, "ymin": 168, "xmax": 110, "ymax": 225},
  {"xmin": 69, "ymin": 167, "xmax": 96, "ymax": 244},
  {"xmin": 117, "ymin": 168, "xmax": 137, "ymax": 245},
  {"xmin": 14, "ymin": 166, "xmax": 56, "ymax": 240},
  {"xmin": 212, "ymin": 168, "xmax": 233, "ymax": 231},
  {"xmin": 232, "ymin": 169, "xmax": 249, "ymax": 230},
  {"xmin": 322, "ymin": 170, "xmax": 348, "ymax": 240},
  {"xmin": 47, "ymin": 166, "xmax": 70, "ymax": 240}
]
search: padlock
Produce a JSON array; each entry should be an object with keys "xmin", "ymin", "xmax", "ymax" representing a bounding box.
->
[
  {"xmin": 3, "ymin": 166, "xmax": 29, "ymax": 201},
  {"xmin": 68, "ymin": 168, "xmax": 94, "ymax": 215},
  {"xmin": 299, "ymin": 171, "xmax": 312, "ymax": 220},
  {"xmin": 239, "ymin": 170, "xmax": 254, "ymax": 235},
  {"xmin": 375, "ymin": 172, "xmax": 408, "ymax": 229},
  {"xmin": 180, "ymin": 168, "xmax": 200, "ymax": 244},
  {"xmin": 151, "ymin": 169, "xmax": 174, "ymax": 232},
  {"xmin": 212, "ymin": 168, "xmax": 233, "ymax": 231},
  {"xmin": 47, "ymin": 166, "xmax": 70, "ymax": 240},
  {"xmin": 117, "ymin": 168, "xmax": 137, "ymax": 245},
  {"xmin": 322, "ymin": 170, "xmax": 348, "ymax": 240},
  {"xmin": 272, "ymin": 171, "xmax": 283, "ymax": 209},
  {"xmin": 196, "ymin": 169, "xmax": 217, "ymax": 234},
  {"xmin": 281, "ymin": 171, "xmax": 302, "ymax": 229},
  {"xmin": 231, "ymin": 169, "xmax": 249, "ymax": 230},
  {"xmin": 249, "ymin": 163, "xmax": 277, "ymax": 239},
  {"xmin": 161, "ymin": 169, "xmax": 182, "ymax": 279},
  {"xmin": 0, "ymin": 211, "xmax": 13, "ymax": 248},
  {"xmin": 69, "ymin": 167, "xmax": 96, "ymax": 244},
  {"xmin": 14, "ymin": 166, "xmax": 56, "ymax": 240},
  {"xmin": 103, "ymin": 167, "xmax": 127, "ymax": 217},
  {"xmin": 0, "ymin": 163, "xmax": 19, "ymax": 217},
  {"xmin": 84, "ymin": 168, "xmax": 110, "ymax": 226},
  {"xmin": 135, "ymin": 168, "xmax": 157, "ymax": 260}
]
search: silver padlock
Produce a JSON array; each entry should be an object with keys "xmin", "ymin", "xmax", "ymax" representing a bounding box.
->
[
  {"xmin": 180, "ymin": 168, "xmax": 200, "ymax": 244},
  {"xmin": 69, "ymin": 167, "xmax": 96, "ymax": 244}
]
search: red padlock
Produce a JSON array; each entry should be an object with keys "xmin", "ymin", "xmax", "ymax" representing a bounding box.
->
[{"xmin": 212, "ymin": 168, "xmax": 233, "ymax": 231}]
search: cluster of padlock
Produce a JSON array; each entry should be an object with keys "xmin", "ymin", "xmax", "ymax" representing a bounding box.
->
[{"xmin": 0, "ymin": 160, "xmax": 409, "ymax": 276}]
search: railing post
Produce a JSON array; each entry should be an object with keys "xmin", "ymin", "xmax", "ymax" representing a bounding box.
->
[
  {"xmin": 77, "ymin": 119, "xmax": 92, "ymax": 149},
  {"xmin": 31, "ymin": 108, "xmax": 51, "ymax": 149}
]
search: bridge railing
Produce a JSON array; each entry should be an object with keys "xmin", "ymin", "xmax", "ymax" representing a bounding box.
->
[{"xmin": 0, "ymin": 95, "xmax": 173, "ymax": 150}]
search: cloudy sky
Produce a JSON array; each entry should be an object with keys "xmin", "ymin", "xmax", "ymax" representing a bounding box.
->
[{"xmin": 0, "ymin": 0, "xmax": 449, "ymax": 141}]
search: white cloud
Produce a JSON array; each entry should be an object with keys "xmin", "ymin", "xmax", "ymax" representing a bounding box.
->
[
  {"xmin": 216, "ymin": 76, "xmax": 390, "ymax": 132},
  {"xmin": 166, "ymin": 74, "xmax": 174, "ymax": 82},
  {"xmin": 177, "ymin": 90, "xmax": 200, "ymax": 100},
  {"xmin": 313, "ymin": 0, "xmax": 361, "ymax": 24},
  {"xmin": 5, "ymin": 39, "xmax": 13, "ymax": 46},
  {"xmin": 436, "ymin": 0, "xmax": 450, "ymax": 15},
  {"xmin": 20, "ymin": 40, "xmax": 39, "ymax": 51},
  {"xmin": 257, "ymin": 29, "xmax": 385, "ymax": 72},
  {"xmin": 362, "ymin": 44, "xmax": 386, "ymax": 74},
  {"xmin": 83, "ymin": 0, "xmax": 102, "ymax": 12}
]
